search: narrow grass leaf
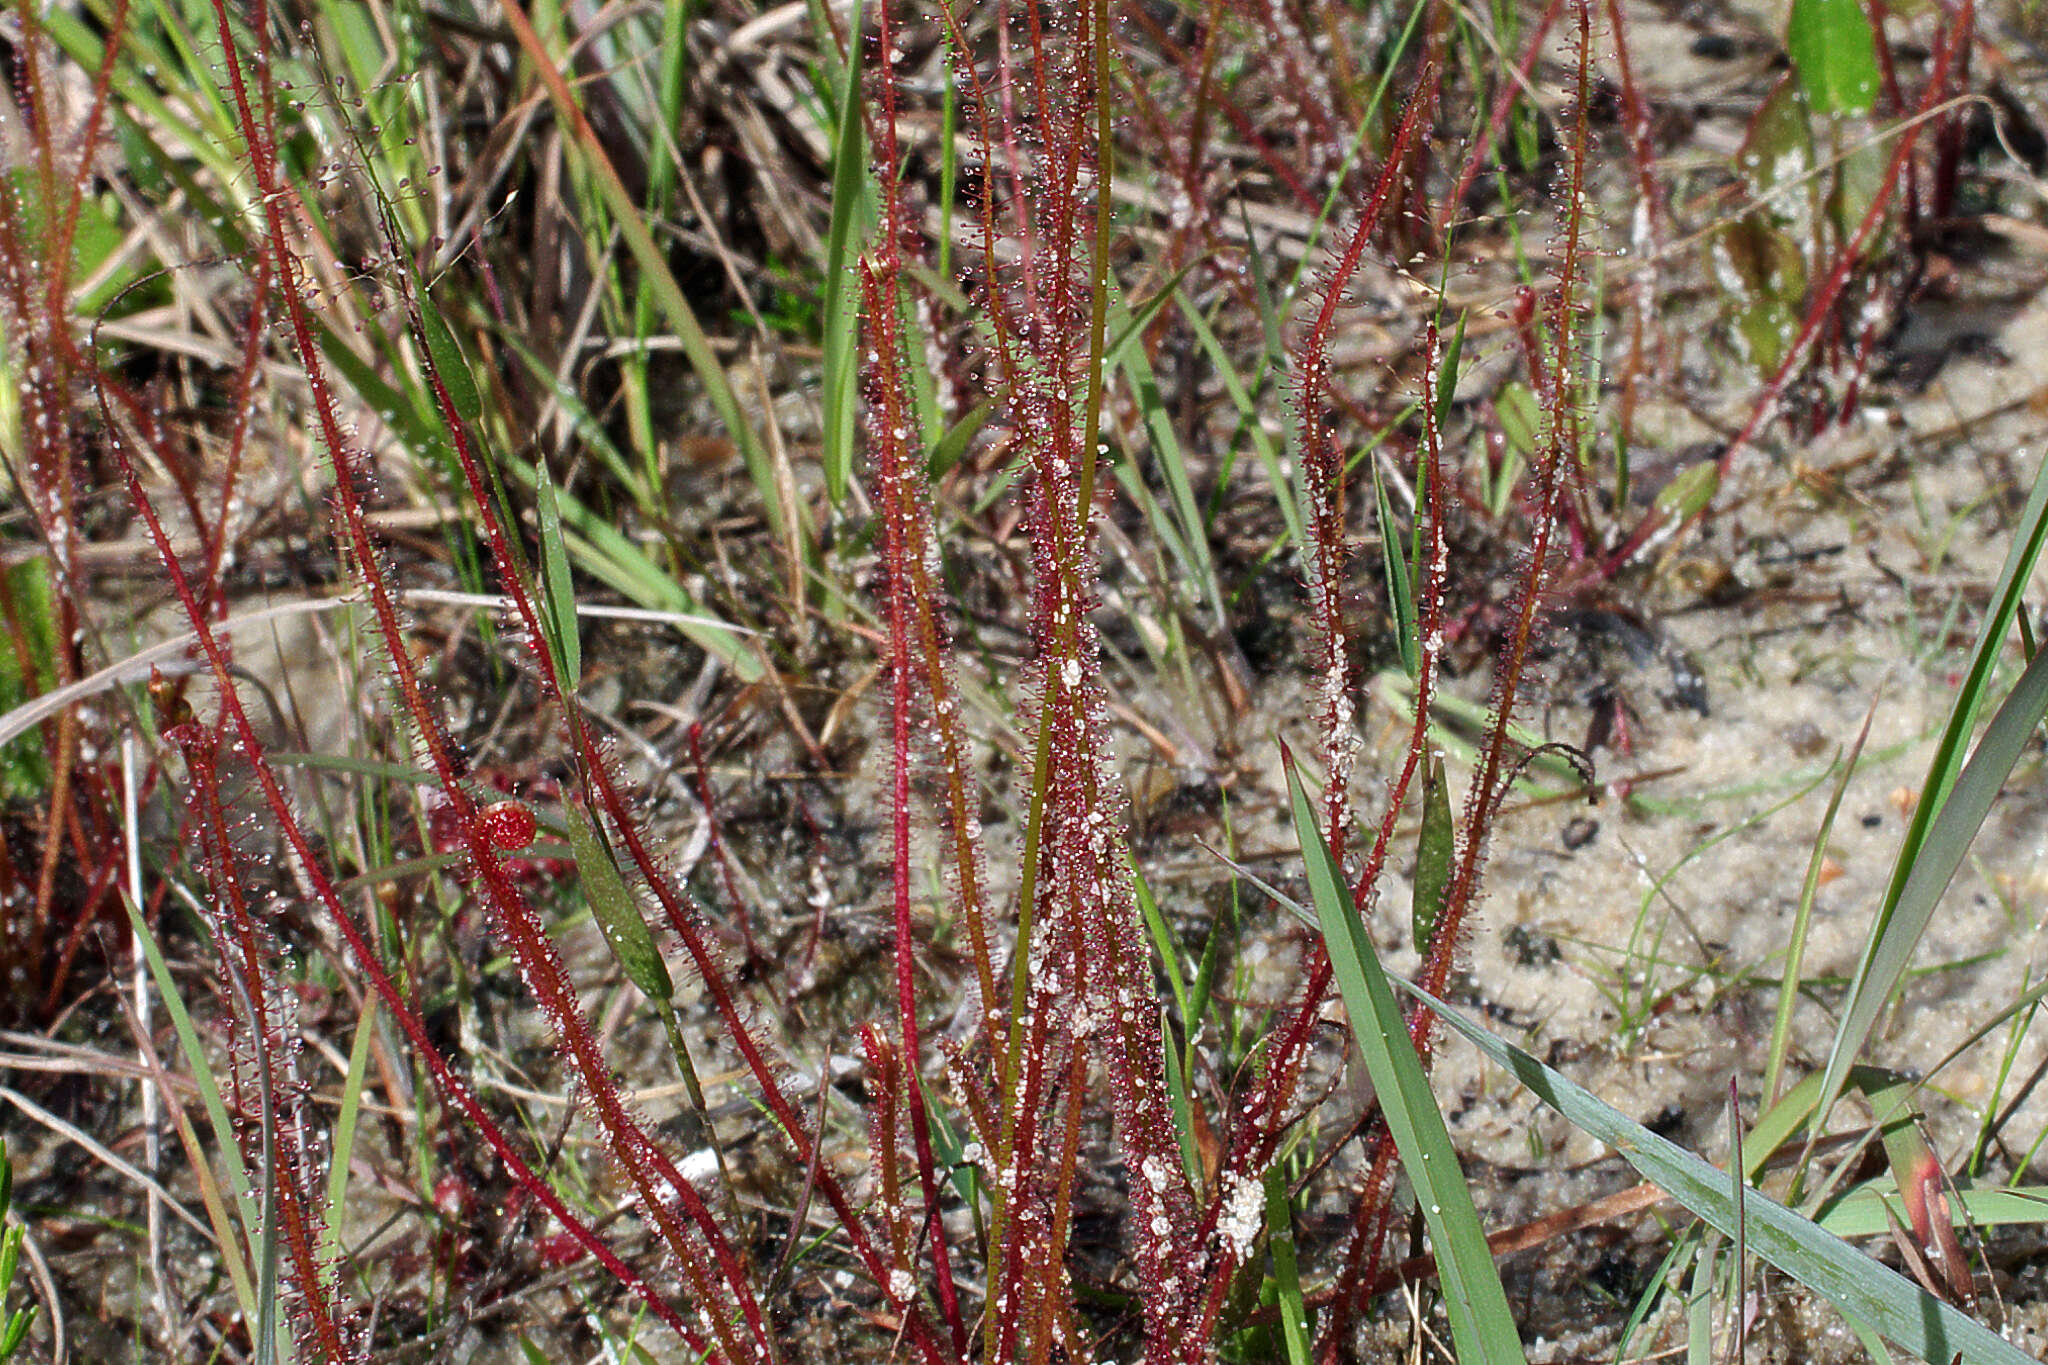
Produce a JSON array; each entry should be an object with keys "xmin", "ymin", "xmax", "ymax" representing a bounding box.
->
[
  {"xmin": 124, "ymin": 896, "xmax": 259, "ymax": 1224},
  {"xmin": 535, "ymin": 466, "xmax": 582, "ymax": 691},
  {"xmin": 319, "ymin": 999, "xmax": 379, "ymax": 1297},
  {"xmin": 1405, "ymin": 978, "xmax": 2037, "ymax": 1365},
  {"xmin": 1874, "ymin": 452, "xmax": 2048, "ymax": 908},
  {"xmin": 1244, "ymin": 215, "xmax": 1313, "ymax": 537},
  {"xmin": 1163, "ymin": 1023, "xmax": 1203, "ymax": 1186},
  {"xmin": 1109, "ymin": 448, "xmax": 1198, "ymax": 576},
  {"xmin": 1433, "ymin": 309, "xmax": 1466, "ymax": 432},
  {"xmin": 1285, "ymin": 754, "xmax": 1529, "ymax": 1365},
  {"xmin": 122, "ymin": 896, "xmax": 264, "ymax": 1335},
  {"xmin": 919, "ymin": 1079, "xmax": 986, "ymax": 1211},
  {"xmin": 499, "ymin": 457, "xmax": 761, "ymax": 680},
  {"xmin": 1373, "ymin": 462, "xmax": 1419, "ymax": 680},
  {"xmin": 419, "ymin": 299, "xmax": 483, "ymax": 426},
  {"xmin": 1177, "ymin": 292, "xmax": 1300, "ymax": 545},
  {"xmin": 1764, "ymin": 704, "xmax": 1874, "ymax": 1108},
  {"xmin": 1117, "ymin": 339, "xmax": 1225, "ymax": 627},
  {"xmin": 1615, "ymin": 1230, "xmax": 1699, "ymax": 1363},
  {"xmin": 819, "ymin": 0, "xmax": 870, "ymax": 505},
  {"xmin": 1265, "ymin": 1166, "xmax": 1313, "ymax": 1365},
  {"xmin": 1685, "ymin": 1233, "xmax": 1716, "ymax": 1365},
  {"xmin": 0, "ymin": 1139, "xmax": 32, "ymax": 1355},
  {"xmin": 500, "ymin": 5, "xmax": 780, "ymax": 539},
  {"xmin": 1818, "ymin": 1184, "xmax": 2048, "ymax": 1239},
  {"xmin": 0, "ymin": 1290, "xmax": 30, "ymax": 1360},
  {"xmin": 500, "ymin": 332, "xmax": 655, "ymax": 511},
  {"xmin": 1817, "ymin": 640, "xmax": 2048, "ymax": 1128},
  {"xmin": 1102, "ymin": 271, "xmax": 1194, "ymax": 365},
  {"xmin": 1745, "ymin": 1064, "xmax": 1896, "ymax": 1178},
  {"xmin": 1134, "ymin": 856, "xmax": 1204, "ymax": 1181},
  {"xmin": 1132, "ymin": 855, "xmax": 1191, "ymax": 1026}
]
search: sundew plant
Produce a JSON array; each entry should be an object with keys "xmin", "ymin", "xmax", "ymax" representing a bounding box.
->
[{"xmin": 0, "ymin": 0, "xmax": 2042, "ymax": 1361}]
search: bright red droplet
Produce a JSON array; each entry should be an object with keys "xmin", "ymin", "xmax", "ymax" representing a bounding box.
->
[{"xmin": 480, "ymin": 800, "xmax": 537, "ymax": 852}]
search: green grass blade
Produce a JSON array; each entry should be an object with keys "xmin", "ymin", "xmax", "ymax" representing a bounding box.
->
[
  {"xmin": 122, "ymin": 894, "xmax": 263, "ymax": 1332},
  {"xmin": 1816, "ymin": 637, "xmax": 2048, "ymax": 1129},
  {"xmin": 1863, "ymin": 453, "xmax": 2048, "ymax": 922},
  {"xmin": 496, "ymin": 457, "xmax": 763, "ymax": 681},
  {"xmin": 1102, "ymin": 272, "xmax": 1193, "ymax": 365},
  {"xmin": 1373, "ymin": 461, "xmax": 1419, "ymax": 680},
  {"xmin": 1432, "ymin": 309, "xmax": 1466, "ymax": 432},
  {"xmin": 818, "ymin": 0, "xmax": 872, "ymax": 506},
  {"xmin": 1684, "ymin": 1233, "xmax": 1716, "ymax": 1365},
  {"xmin": 1764, "ymin": 705, "xmax": 1873, "ymax": 1109},
  {"xmin": 418, "ymin": 300, "xmax": 483, "ymax": 427},
  {"xmin": 925, "ymin": 397, "xmax": 994, "ymax": 480},
  {"xmin": 318, "ymin": 997, "xmax": 378, "ymax": 1296},
  {"xmin": 1241, "ymin": 212, "xmax": 1310, "ymax": 538},
  {"xmin": 1115, "ymin": 338, "xmax": 1226, "ymax": 628},
  {"xmin": 498, "ymin": 332, "xmax": 656, "ymax": 512},
  {"xmin": 1132, "ymin": 855, "xmax": 1191, "ymax": 1027},
  {"xmin": 1285, "ymin": 753, "xmax": 1529, "ymax": 1365},
  {"xmin": 1134, "ymin": 855, "xmax": 1205, "ymax": 1183},
  {"xmin": 1176, "ymin": 291, "xmax": 1301, "ymax": 546},
  {"xmin": 1266, "ymin": 1165, "xmax": 1313, "ymax": 1365},
  {"xmin": 503, "ymin": 6, "xmax": 780, "ymax": 539},
  {"xmin": 1615, "ymin": 1230, "xmax": 1699, "ymax": 1363},
  {"xmin": 1406, "ymin": 978, "xmax": 2037, "ymax": 1365},
  {"xmin": 1162, "ymin": 1021, "xmax": 1203, "ymax": 1187},
  {"xmin": 1817, "ymin": 1183, "xmax": 2048, "ymax": 1239},
  {"xmin": 535, "ymin": 465, "xmax": 582, "ymax": 692}
]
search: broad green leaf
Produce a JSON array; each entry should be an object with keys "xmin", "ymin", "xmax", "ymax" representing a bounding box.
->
[
  {"xmin": 925, "ymin": 397, "xmax": 994, "ymax": 479},
  {"xmin": 1653, "ymin": 460, "xmax": 1721, "ymax": 521},
  {"xmin": 1788, "ymin": 0, "xmax": 1879, "ymax": 116},
  {"xmin": 563, "ymin": 803, "xmax": 674, "ymax": 1006},
  {"xmin": 1411, "ymin": 754, "xmax": 1454, "ymax": 953}
]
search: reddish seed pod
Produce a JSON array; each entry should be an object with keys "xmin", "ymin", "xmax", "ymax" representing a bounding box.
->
[{"xmin": 479, "ymin": 800, "xmax": 537, "ymax": 852}]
